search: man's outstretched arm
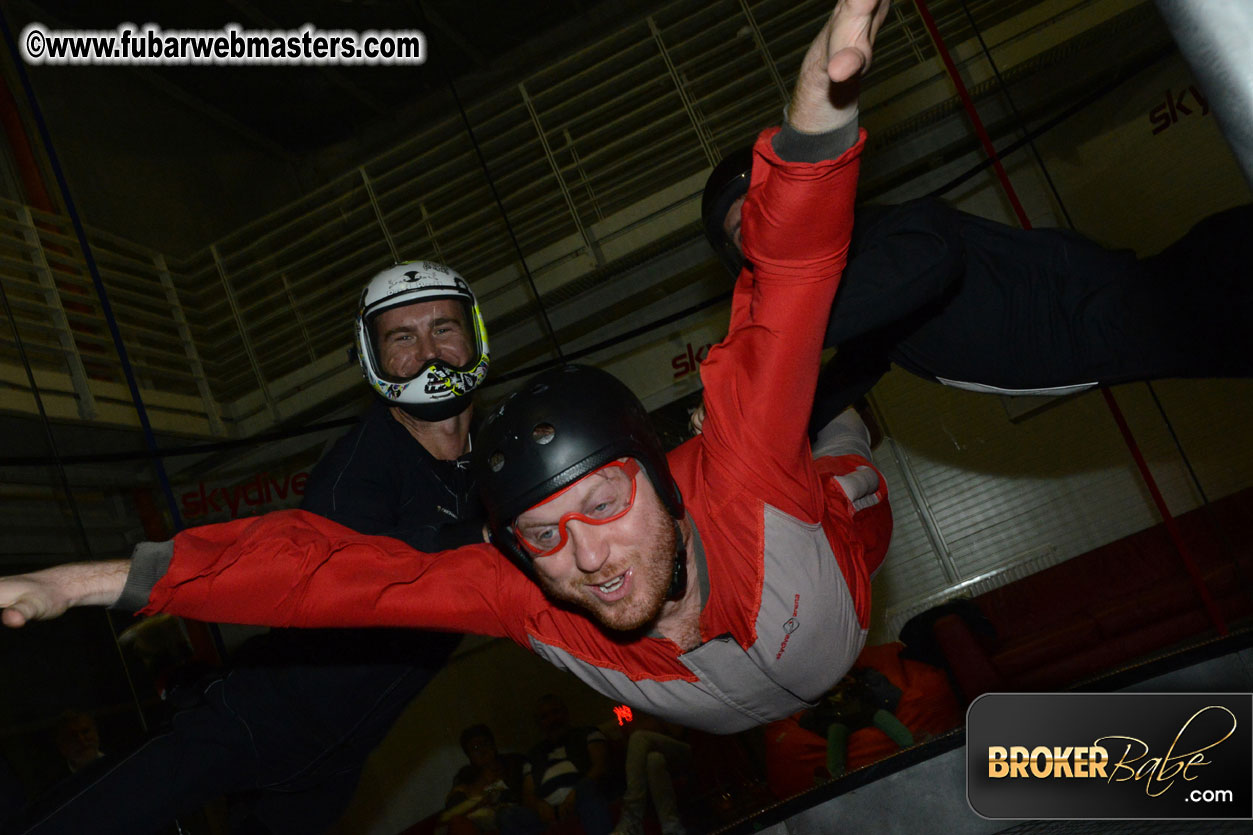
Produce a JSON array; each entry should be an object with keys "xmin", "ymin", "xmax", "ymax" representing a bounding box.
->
[
  {"xmin": 699, "ymin": 0, "xmax": 889, "ymax": 518},
  {"xmin": 0, "ymin": 559, "xmax": 130, "ymax": 627},
  {"xmin": 3, "ymin": 511, "xmax": 527, "ymax": 641}
]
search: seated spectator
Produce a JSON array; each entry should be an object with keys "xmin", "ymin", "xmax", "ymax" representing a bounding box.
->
[
  {"xmin": 442, "ymin": 724, "xmax": 543, "ymax": 835},
  {"xmin": 17, "ymin": 710, "xmax": 116, "ymax": 831},
  {"xmin": 523, "ymin": 694, "xmax": 615, "ymax": 835},
  {"xmin": 53, "ymin": 711, "xmax": 104, "ymax": 775},
  {"xmin": 612, "ymin": 714, "xmax": 691, "ymax": 835}
]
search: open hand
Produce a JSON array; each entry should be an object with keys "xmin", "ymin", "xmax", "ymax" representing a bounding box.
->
[
  {"xmin": 821, "ymin": 0, "xmax": 891, "ymax": 84},
  {"xmin": 791, "ymin": 0, "xmax": 892, "ymax": 133}
]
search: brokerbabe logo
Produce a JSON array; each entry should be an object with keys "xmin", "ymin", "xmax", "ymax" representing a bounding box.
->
[{"xmin": 967, "ymin": 693, "xmax": 1251, "ymax": 820}]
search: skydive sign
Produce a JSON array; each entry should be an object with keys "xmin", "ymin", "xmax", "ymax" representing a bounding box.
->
[
  {"xmin": 179, "ymin": 470, "xmax": 309, "ymax": 520},
  {"xmin": 967, "ymin": 693, "xmax": 1252, "ymax": 820}
]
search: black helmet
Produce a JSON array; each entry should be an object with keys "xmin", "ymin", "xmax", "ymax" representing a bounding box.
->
[
  {"xmin": 701, "ymin": 146, "xmax": 754, "ymax": 276},
  {"xmin": 474, "ymin": 364, "xmax": 684, "ymax": 572}
]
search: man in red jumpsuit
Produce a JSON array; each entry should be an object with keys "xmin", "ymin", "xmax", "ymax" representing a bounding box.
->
[{"xmin": 0, "ymin": 0, "xmax": 892, "ymax": 735}]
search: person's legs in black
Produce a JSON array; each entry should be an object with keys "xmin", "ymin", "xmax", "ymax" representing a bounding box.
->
[
  {"xmin": 808, "ymin": 339, "xmax": 892, "ymax": 442},
  {"xmin": 573, "ymin": 775, "xmax": 614, "ymax": 835},
  {"xmin": 15, "ymin": 679, "xmax": 258, "ymax": 835},
  {"xmin": 222, "ymin": 633, "xmax": 456, "ymax": 835},
  {"xmin": 1124, "ymin": 204, "xmax": 1253, "ymax": 381}
]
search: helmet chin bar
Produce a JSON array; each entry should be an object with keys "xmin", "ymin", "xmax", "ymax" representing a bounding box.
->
[
  {"xmin": 391, "ymin": 392, "xmax": 473, "ymax": 422},
  {"xmin": 666, "ymin": 519, "xmax": 688, "ymax": 601}
]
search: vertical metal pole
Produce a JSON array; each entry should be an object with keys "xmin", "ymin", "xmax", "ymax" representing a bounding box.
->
[
  {"xmin": 277, "ymin": 271, "xmax": 317, "ymax": 364},
  {"xmin": 911, "ymin": 0, "xmax": 1030, "ymax": 228},
  {"xmin": 410, "ymin": 0, "xmax": 565, "ymax": 362},
  {"xmin": 154, "ymin": 254, "xmax": 224, "ymax": 435},
  {"xmin": 19, "ymin": 205, "xmax": 97, "ymax": 419},
  {"xmin": 360, "ymin": 166, "xmax": 401, "ymax": 263},
  {"xmin": 737, "ymin": 0, "xmax": 790, "ymax": 107},
  {"xmin": 419, "ymin": 203, "xmax": 446, "ymax": 263},
  {"xmin": 0, "ymin": 227, "xmax": 152, "ymax": 742},
  {"xmin": 518, "ymin": 82, "xmax": 603, "ymax": 267},
  {"xmin": 894, "ymin": 2, "xmax": 930, "ymax": 65},
  {"xmin": 866, "ymin": 384, "xmax": 961, "ymax": 584},
  {"xmin": 916, "ymin": 0, "xmax": 1228, "ymax": 636},
  {"xmin": 647, "ymin": 17, "xmax": 718, "ymax": 167},
  {"xmin": 958, "ymin": 0, "xmax": 1219, "ymax": 523},
  {"xmin": 1154, "ymin": 0, "xmax": 1253, "ymax": 187},
  {"xmin": 563, "ymin": 128, "xmax": 604, "ymax": 222},
  {"xmin": 444, "ymin": 91, "xmax": 566, "ymax": 359},
  {"xmin": 210, "ymin": 244, "xmax": 280, "ymax": 423},
  {"xmin": 885, "ymin": 436, "xmax": 960, "ymax": 585}
]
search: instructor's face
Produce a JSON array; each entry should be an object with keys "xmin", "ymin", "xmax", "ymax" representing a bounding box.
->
[
  {"xmin": 375, "ymin": 299, "xmax": 471, "ymax": 380},
  {"xmin": 515, "ymin": 461, "xmax": 675, "ymax": 633}
]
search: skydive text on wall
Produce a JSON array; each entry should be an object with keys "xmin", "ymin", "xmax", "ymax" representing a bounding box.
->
[{"xmin": 181, "ymin": 471, "xmax": 309, "ymax": 519}]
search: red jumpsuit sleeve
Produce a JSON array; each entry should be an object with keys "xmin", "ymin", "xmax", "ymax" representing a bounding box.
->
[
  {"xmin": 697, "ymin": 127, "xmax": 866, "ymax": 522},
  {"xmin": 140, "ymin": 509, "xmax": 532, "ymax": 645}
]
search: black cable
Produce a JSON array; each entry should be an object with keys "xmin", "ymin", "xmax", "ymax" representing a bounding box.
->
[
  {"xmin": 956, "ymin": 0, "xmax": 1076, "ymax": 229},
  {"xmin": 3, "ymin": 280, "xmax": 733, "ymax": 468},
  {"xmin": 1140, "ymin": 390, "xmax": 1213, "ymax": 509},
  {"xmin": 923, "ymin": 47, "xmax": 1167, "ymax": 201},
  {"xmin": 0, "ymin": 416, "xmax": 357, "ymax": 467},
  {"xmin": 0, "ymin": 19, "xmax": 1171, "ymax": 472},
  {"xmin": 1145, "ymin": 383, "xmax": 1249, "ymax": 592},
  {"xmin": 1145, "ymin": 382, "xmax": 1209, "ymax": 506},
  {"xmin": 0, "ymin": 264, "xmax": 94, "ymax": 555},
  {"xmin": 0, "ymin": 8, "xmax": 184, "ymax": 533},
  {"xmin": 0, "ymin": 215, "xmax": 151, "ymax": 738},
  {"xmin": 1, "ymin": 284, "xmax": 735, "ymax": 468},
  {"xmin": 484, "ymin": 289, "xmax": 733, "ymax": 386},
  {"xmin": 412, "ymin": 0, "xmax": 566, "ymax": 363}
]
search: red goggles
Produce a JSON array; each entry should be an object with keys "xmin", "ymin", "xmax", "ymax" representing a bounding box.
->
[{"xmin": 513, "ymin": 459, "xmax": 641, "ymax": 557}]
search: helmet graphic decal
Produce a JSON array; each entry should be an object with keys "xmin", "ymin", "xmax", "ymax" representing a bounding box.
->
[{"xmin": 425, "ymin": 360, "xmax": 488, "ymax": 398}]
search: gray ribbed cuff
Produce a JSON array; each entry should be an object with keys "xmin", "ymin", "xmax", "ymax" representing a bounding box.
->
[
  {"xmin": 110, "ymin": 540, "xmax": 175, "ymax": 613},
  {"xmin": 773, "ymin": 117, "xmax": 860, "ymax": 164}
]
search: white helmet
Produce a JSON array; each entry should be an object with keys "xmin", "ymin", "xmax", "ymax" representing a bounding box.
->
[{"xmin": 354, "ymin": 261, "xmax": 490, "ymax": 421}]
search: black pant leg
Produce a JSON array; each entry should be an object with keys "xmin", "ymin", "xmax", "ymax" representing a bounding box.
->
[
  {"xmin": 228, "ymin": 662, "xmax": 436, "ymax": 835},
  {"xmin": 808, "ymin": 334, "xmax": 895, "ymax": 440},
  {"xmin": 1118, "ymin": 204, "xmax": 1253, "ymax": 382},
  {"xmin": 15, "ymin": 681, "xmax": 257, "ymax": 835},
  {"xmin": 221, "ymin": 631, "xmax": 457, "ymax": 835}
]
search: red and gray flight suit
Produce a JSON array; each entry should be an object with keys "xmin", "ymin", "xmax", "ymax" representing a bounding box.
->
[{"xmin": 116, "ymin": 124, "xmax": 891, "ymax": 734}]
